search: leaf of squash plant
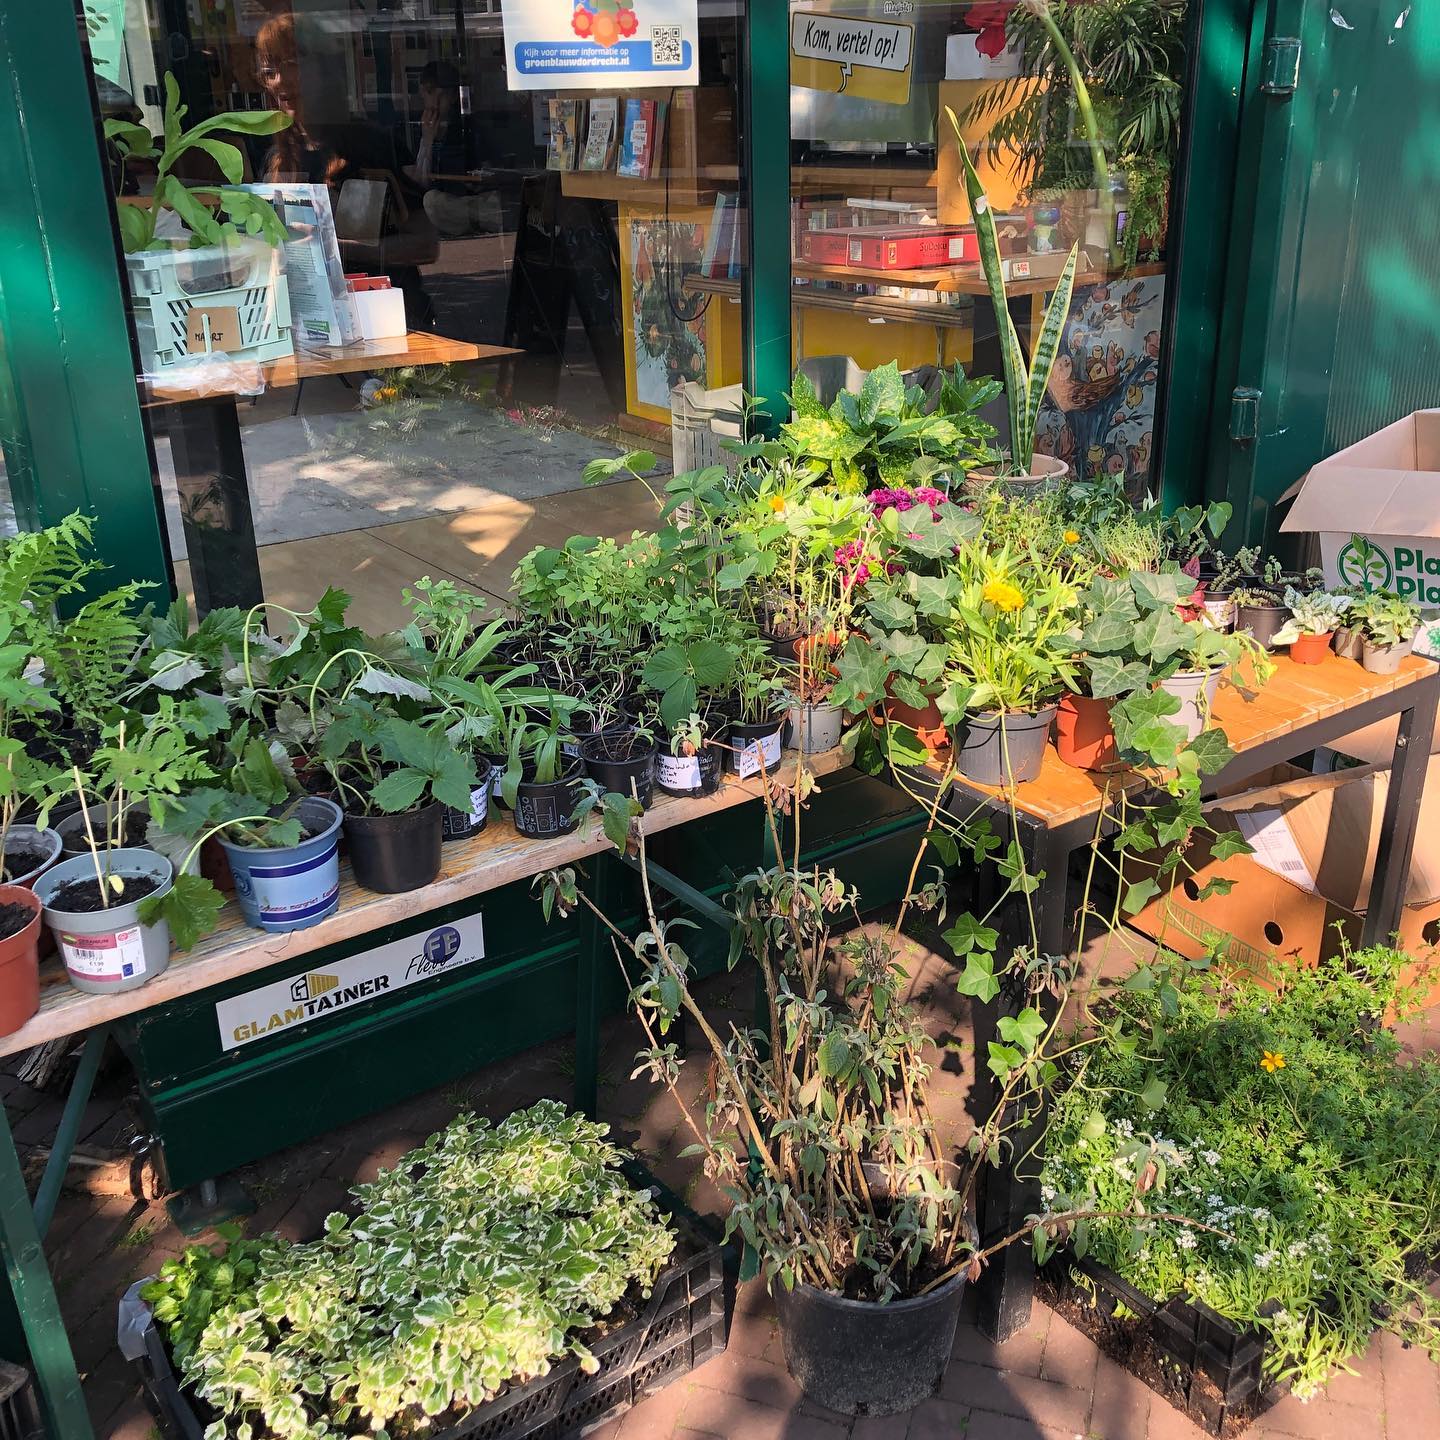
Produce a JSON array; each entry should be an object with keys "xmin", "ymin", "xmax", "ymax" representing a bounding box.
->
[{"xmin": 139, "ymin": 873, "xmax": 224, "ymax": 952}]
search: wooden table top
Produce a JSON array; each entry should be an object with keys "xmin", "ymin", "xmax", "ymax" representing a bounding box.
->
[
  {"xmin": 145, "ymin": 332, "xmax": 520, "ymax": 406},
  {"xmin": 936, "ymin": 654, "xmax": 1439, "ymax": 829},
  {"xmin": 0, "ymin": 746, "xmax": 851, "ymax": 1059}
]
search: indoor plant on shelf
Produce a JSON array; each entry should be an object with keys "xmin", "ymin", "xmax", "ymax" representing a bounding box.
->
[
  {"xmin": 1352, "ymin": 589, "xmax": 1423, "ymax": 674},
  {"xmin": 946, "ymin": 109, "xmax": 1077, "ymax": 487},
  {"xmin": 1273, "ymin": 587, "xmax": 1352, "ymax": 666}
]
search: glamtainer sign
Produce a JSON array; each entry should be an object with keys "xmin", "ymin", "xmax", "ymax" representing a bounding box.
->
[{"xmin": 215, "ymin": 915, "xmax": 485, "ymax": 1050}]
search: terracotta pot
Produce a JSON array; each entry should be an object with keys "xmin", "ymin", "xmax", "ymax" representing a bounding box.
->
[
  {"xmin": 1289, "ymin": 631, "xmax": 1333, "ymax": 666},
  {"xmin": 882, "ymin": 687, "xmax": 949, "ymax": 758},
  {"xmin": 0, "ymin": 886, "xmax": 41, "ymax": 1037},
  {"xmin": 1054, "ymin": 694, "xmax": 1117, "ymax": 771}
]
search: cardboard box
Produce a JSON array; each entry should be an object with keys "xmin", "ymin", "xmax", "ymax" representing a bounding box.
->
[
  {"xmin": 1281, "ymin": 409, "xmax": 1440, "ymax": 601},
  {"xmin": 846, "ymin": 226, "xmax": 978, "ymax": 270},
  {"xmin": 798, "ymin": 228, "xmax": 865, "ymax": 265},
  {"xmin": 1128, "ymin": 759, "xmax": 1440, "ymax": 984}
]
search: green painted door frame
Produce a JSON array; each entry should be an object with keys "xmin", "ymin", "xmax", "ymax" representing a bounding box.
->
[{"xmin": 0, "ymin": 0, "xmax": 172, "ymax": 594}]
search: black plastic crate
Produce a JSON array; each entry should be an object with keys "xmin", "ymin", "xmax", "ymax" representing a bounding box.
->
[
  {"xmin": 126, "ymin": 1207, "xmax": 727, "ymax": 1440},
  {"xmin": 1039, "ymin": 1252, "xmax": 1274, "ymax": 1436},
  {"xmin": 0, "ymin": 1361, "xmax": 42, "ymax": 1440}
]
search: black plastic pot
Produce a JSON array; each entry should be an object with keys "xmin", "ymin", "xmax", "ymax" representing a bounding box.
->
[
  {"xmin": 514, "ymin": 762, "xmax": 584, "ymax": 839},
  {"xmin": 727, "ymin": 718, "xmax": 784, "ymax": 777},
  {"xmin": 953, "ymin": 707, "xmax": 1056, "ymax": 787},
  {"xmin": 1237, "ymin": 600, "xmax": 1292, "ymax": 650},
  {"xmin": 582, "ymin": 733, "xmax": 657, "ymax": 809},
  {"xmin": 343, "ymin": 802, "xmax": 443, "ymax": 893},
  {"xmin": 440, "ymin": 759, "xmax": 494, "ymax": 843},
  {"xmin": 655, "ymin": 724, "xmax": 729, "ymax": 798},
  {"xmin": 773, "ymin": 1273, "xmax": 966, "ymax": 1415}
]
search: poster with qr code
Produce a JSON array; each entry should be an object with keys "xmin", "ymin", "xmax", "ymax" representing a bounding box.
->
[{"xmin": 503, "ymin": 1, "xmax": 699, "ymax": 90}]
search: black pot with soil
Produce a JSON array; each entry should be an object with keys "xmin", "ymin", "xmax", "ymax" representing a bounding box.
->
[
  {"xmin": 513, "ymin": 761, "xmax": 586, "ymax": 840},
  {"xmin": 582, "ymin": 730, "xmax": 657, "ymax": 809},
  {"xmin": 655, "ymin": 719, "xmax": 730, "ymax": 798},
  {"xmin": 344, "ymin": 802, "xmax": 444, "ymax": 893},
  {"xmin": 1236, "ymin": 593, "xmax": 1293, "ymax": 650},
  {"xmin": 726, "ymin": 717, "xmax": 785, "ymax": 777},
  {"xmin": 441, "ymin": 758, "xmax": 495, "ymax": 843}
]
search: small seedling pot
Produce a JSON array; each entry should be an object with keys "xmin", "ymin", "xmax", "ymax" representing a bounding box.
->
[
  {"xmin": 219, "ymin": 798, "xmax": 344, "ymax": 933},
  {"xmin": 774, "ymin": 1272, "xmax": 967, "ymax": 1415},
  {"xmin": 441, "ymin": 758, "xmax": 495, "ymax": 843},
  {"xmin": 1361, "ymin": 635, "xmax": 1413, "ymax": 675},
  {"xmin": 582, "ymin": 734, "xmax": 657, "ymax": 809},
  {"xmin": 1053, "ymin": 694, "xmax": 1117, "ymax": 771},
  {"xmin": 953, "ymin": 706, "xmax": 1057, "ymax": 786},
  {"xmin": 1288, "ymin": 630, "xmax": 1333, "ymax": 666},
  {"xmin": 784, "ymin": 702, "xmax": 845, "ymax": 755},
  {"xmin": 1333, "ymin": 625, "xmax": 1365, "ymax": 661},
  {"xmin": 34, "ymin": 847, "xmax": 174, "ymax": 995},
  {"xmin": 1237, "ymin": 599, "xmax": 1292, "ymax": 650},
  {"xmin": 1156, "ymin": 668, "xmax": 1222, "ymax": 741},
  {"xmin": 1, "ymin": 825, "xmax": 62, "ymax": 889},
  {"xmin": 514, "ymin": 762, "xmax": 585, "ymax": 839},
  {"xmin": 344, "ymin": 803, "xmax": 443, "ymax": 894},
  {"xmin": 727, "ymin": 718, "xmax": 785, "ymax": 778},
  {"xmin": 0, "ymin": 886, "xmax": 42, "ymax": 1036}
]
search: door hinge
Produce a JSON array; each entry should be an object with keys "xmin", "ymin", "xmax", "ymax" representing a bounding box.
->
[
  {"xmin": 1261, "ymin": 36, "xmax": 1301, "ymax": 95},
  {"xmin": 1230, "ymin": 387, "xmax": 1262, "ymax": 442}
]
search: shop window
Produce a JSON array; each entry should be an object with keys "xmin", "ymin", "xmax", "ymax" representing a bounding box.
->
[
  {"xmin": 76, "ymin": 0, "xmax": 744, "ymax": 627},
  {"xmin": 787, "ymin": 0, "xmax": 1187, "ymax": 500}
]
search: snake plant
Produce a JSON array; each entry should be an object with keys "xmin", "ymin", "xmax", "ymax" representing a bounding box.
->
[{"xmin": 946, "ymin": 107, "xmax": 1077, "ymax": 478}]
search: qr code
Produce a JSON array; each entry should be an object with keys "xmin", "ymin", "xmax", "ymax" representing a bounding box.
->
[{"xmin": 652, "ymin": 24, "xmax": 683, "ymax": 65}]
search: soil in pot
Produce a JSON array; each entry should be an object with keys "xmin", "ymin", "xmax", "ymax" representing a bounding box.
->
[
  {"xmin": 774, "ymin": 1272, "xmax": 967, "ymax": 1416},
  {"xmin": 344, "ymin": 804, "xmax": 443, "ymax": 894},
  {"xmin": 48, "ymin": 872, "xmax": 162, "ymax": 912},
  {"xmin": 582, "ymin": 732, "xmax": 656, "ymax": 808},
  {"xmin": 1054, "ymin": 694, "xmax": 1117, "ymax": 770},
  {"xmin": 0, "ymin": 903, "xmax": 34, "ymax": 943},
  {"xmin": 57, "ymin": 804, "xmax": 148, "ymax": 858},
  {"xmin": 953, "ymin": 707, "xmax": 1057, "ymax": 787},
  {"xmin": 3, "ymin": 841, "xmax": 52, "ymax": 885},
  {"xmin": 1288, "ymin": 631, "xmax": 1333, "ymax": 666}
]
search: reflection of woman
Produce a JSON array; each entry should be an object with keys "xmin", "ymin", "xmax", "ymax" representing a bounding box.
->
[{"xmin": 255, "ymin": 12, "xmax": 438, "ymax": 325}]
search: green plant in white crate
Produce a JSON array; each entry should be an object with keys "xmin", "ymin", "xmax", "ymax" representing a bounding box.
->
[
  {"xmin": 104, "ymin": 74, "xmax": 291, "ymax": 254},
  {"xmin": 1273, "ymin": 587, "xmax": 1352, "ymax": 643},
  {"xmin": 945, "ymin": 109, "xmax": 1078, "ymax": 479}
]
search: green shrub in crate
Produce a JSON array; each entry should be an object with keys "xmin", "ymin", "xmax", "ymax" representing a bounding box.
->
[{"xmin": 105, "ymin": 74, "xmax": 296, "ymax": 372}]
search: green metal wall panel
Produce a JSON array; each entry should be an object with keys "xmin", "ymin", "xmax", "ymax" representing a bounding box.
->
[{"xmin": 0, "ymin": 0, "xmax": 171, "ymax": 590}]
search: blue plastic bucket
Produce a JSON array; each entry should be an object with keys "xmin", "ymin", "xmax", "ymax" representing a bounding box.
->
[{"xmin": 218, "ymin": 798, "xmax": 343, "ymax": 933}]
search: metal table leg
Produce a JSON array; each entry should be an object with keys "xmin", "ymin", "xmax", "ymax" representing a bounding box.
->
[
  {"xmin": 976, "ymin": 822, "xmax": 1071, "ymax": 1342},
  {"xmin": 1363, "ymin": 678, "xmax": 1439, "ymax": 946},
  {"xmin": 163, "ymin": 397, "xmax": 266, "ymax": 615},
  {"xmin": 574, "ymin": 855, "xmax": 617, "ymax": 1119},
  {"xmin": 30, "ymin": 1028, "xmax": 107, "ymax": 1240},
  {"xmin": 0, "ymin": 1102, "xmax": 93, "ymax": 1439}
]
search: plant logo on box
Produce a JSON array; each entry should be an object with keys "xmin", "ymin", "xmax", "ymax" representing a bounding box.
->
[
  {"xmin": 1337, "ymin": 537, "xmax": 1393, "ymax": 592},
  {"xmin": 289, "ymin": 971, "xmax": 339, "ymax": 1003}
]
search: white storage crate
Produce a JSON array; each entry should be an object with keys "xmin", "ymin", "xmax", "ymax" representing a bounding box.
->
[
  {"xmin": 125, "ymin": 237, "xmax": 294, "ymax": 374},
  {"xmin": 669, "ymin": 380, "xmax": 746, "ymax": 476}
]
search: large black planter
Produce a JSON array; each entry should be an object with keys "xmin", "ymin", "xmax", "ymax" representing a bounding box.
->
[
  {"xmin": 343, "ymin": 803, "xmax": 443, "ymax": 893},
  {"xmin": 582, "ymin": 733, "xmax": 657, "ymax": 809},
  {"xmin": 773, "ymin": 1273, "xmax": 967, "ymax": 1415}
]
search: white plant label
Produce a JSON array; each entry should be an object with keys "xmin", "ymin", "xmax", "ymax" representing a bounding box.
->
[
  {"xmin": 467, "ymin": 786, "xmax": 490, "ymax": 824},
  {"xmin": 736, "ymin": 730, "xmax": 781, "ymax": 779},
  {"xmin": 60, "ymin": 925, "xmax": 147, "ymax": 982},
  {"xmin": 658, "ymin": 753, "xmax": 703, "ymax": 790}
]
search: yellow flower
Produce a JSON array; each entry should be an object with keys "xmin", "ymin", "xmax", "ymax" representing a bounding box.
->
[
  {"xmin": 373, "ymin": 385, "xmax": 399, "ymax": 403},
  {"xmin": 1260, "ymin": 1050, "xmax": 1285, "ymax": 1073},
  {"xmin": 983, "ymin": 579, "xmax": 1025, "ymax": 613},
  {"xmin": 1063, "ymin": 529, "xmax": 1081, "ymax": 545},
  {"xmin": 768, "ymin": 495, "xmax": 787, "ymax": 513}
]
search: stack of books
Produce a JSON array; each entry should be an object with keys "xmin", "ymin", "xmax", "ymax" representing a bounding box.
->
[{"xmin": 546, "ymin": 97, "xmax": 670, "ymax": 179}]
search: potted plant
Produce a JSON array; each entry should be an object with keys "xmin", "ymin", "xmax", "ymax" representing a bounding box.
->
[
  {"xmin": 318, "ymin": 704, "xmax": 477, "ymax": 893},
  {"xmin": 936, "ymin": 540, "xmax": 1080, "ymax": 785},
  {"xmin": 727, "ymin": 652, "xmax": 786, "ymax": 778},
  {"xmin": 581, "ymin": 719, "xmax": 658, "ymax": 809},
  {"xmin": 1352, "ymin": 590, "xmax": 1423, "ymax": 674},
  {"xmin": 1233, "ymin": 556, "xmax": 1295, "ymax": 650},
  {"xmin": 31, "ymin": 725, "xmax": 200, "ymax": 993},
  {"xmin": 656, "ymin": 710, "xmax": 729, "ymax": 798},
  {"xmin": 1273, "ymin": 587, "xmax": 1352, "ymax": 665},
  {"xmin": 506, "ymin": 715, "xmax": 589, "ymax": 838},
  {"xmin": 104, "ymin": 74, "xmax": 295, "ymax": 374},
  {"xmin": 947, "ymin": 109, "xmax": 1077, "ymax": 487}
]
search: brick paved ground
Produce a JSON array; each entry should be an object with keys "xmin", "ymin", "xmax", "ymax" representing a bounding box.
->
[{"xmin": 15, "ymin": 923, "xmax": 1440, "ymax": 1440}]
